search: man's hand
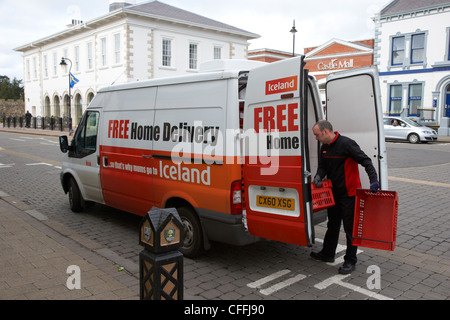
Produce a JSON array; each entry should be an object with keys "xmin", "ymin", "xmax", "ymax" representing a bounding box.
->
[
  {"xmin": 313, "ymin": 175, "xmax": 322, "ymax": 187},
  {"xmin": 370, "ymin": 181, "xmax": 380, "ymax": 193}
]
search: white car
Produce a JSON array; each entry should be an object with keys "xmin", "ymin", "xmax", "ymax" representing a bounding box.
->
[{"xmin": 383, "ymin": 117, "xmax": 438, "ymax": 143}]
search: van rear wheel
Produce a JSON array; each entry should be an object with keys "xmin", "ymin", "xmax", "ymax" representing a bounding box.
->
[
  {"xmin": 177, "ymin": 206, "xmax": 203, "ymax": 258},
  {"xmin": 68, "ymin": 178, "xmax": 84, "ymax": 213}
]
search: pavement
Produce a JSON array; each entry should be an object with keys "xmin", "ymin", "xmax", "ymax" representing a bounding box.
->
[
  {"xmin": 1, "ymin": 125, "xmax": 449, "ymax": 301},
  {"xmin": 0, "ymin": 126, "xmax": 144, "ymax": 300},
  {"xmin": 0, "ymin": 192, "xmax": 139, "ymax": 300}
]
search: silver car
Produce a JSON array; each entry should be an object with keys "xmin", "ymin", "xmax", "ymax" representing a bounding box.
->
[{"xmin": 383, "ymin": 117, "xmax": 438, "ymax": 144}]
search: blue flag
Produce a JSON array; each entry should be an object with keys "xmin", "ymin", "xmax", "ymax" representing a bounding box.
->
[{"xmin": 69, "ymin": 73, "xmax": 79, "ymax": 88}]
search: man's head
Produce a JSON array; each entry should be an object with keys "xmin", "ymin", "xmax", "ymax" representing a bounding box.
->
[{"xmin": 312, "ymin": 120, "xmax": 336, "ymax": 145}]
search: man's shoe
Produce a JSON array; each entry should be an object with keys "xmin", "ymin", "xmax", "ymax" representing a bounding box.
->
[
  {"xmin": 338, "ymin": 262, "xmax": 356, "ymax": 274},
  {"xmin": 310, "ymin": 251, "xmax": 335, "ymax": 263}
]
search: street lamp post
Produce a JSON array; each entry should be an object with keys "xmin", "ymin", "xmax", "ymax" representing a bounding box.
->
[
  {"xmin": 60, "ymin": 57, "xmax": 73, "ymax": 130},
  {"xmin": 290, "ymin": 20, "xmax": 298, "ymax": 57}
]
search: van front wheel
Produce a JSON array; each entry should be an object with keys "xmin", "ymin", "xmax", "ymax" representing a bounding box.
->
[
  {"xmin": 177, "ymin": 206, "xmax": 203, "ymax": 258},
  {"xmin": 68, "ymin": 178, "xmax": 84, "ymax": 213}
]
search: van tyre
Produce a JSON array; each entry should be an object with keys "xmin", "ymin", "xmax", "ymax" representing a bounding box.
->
[
  {"xmin": 68, "ymin": 178, "xmax": 84, "ymax": 213},
  {"xmin": 177, "ymin": 206, "xmax": 203, "ymax": 258}
]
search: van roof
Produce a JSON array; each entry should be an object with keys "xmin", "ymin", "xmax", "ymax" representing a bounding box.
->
[{"xmin": 98, "ymin": 59, "xmax": 265, "ymax": 93}]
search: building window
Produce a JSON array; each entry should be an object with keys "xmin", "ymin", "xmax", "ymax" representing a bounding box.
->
[
  {"xmin": 87, "ymin": 42, "xmax": 93, "ymax": 70},
  {"xmin": 114, "ymin": 34, "xmax": 121, "ymax": 64},
  {"xmin": 43, "ymin": 55, "xmax": 48, "ymax": 78},
  {"xmin": 411, "ymin": 33, "xmax": 425, "ymax": 64},
  {"xmin": 63, "ymin": 49, "xmax": 68, "ymax": 73},
  {"xmin": 214, "ymin": 46, "xmax": 222, "ymax": 60},
  {"xmin": 75, "ymin": 46, "xmax": 80, "ymax": 72},
  {"xmin": 408, "ymin": 84, "xmax": 422, "ymax": 117},
  {"xmin": 101, "ymin": 37, "xmax": 107, "ymax": 66},
  {"xmin": 448, "ymin": 30, "xmax": 450, "ymax": 61},
  {"xmin": 389, "ymin": 85, "xmax": 403, "ymax": 115},
  {"xmin": 189, "ymin": 43, "xmax": 198, "ymax": 70},
  {"xmin": 391, "ymin": 36, "xmax": 405, "ymax": 66},
  {"xmin": 53, "ymin": 52, "xmax": 58, "ymax": 76},
  {"xmin": 26, "ymin": 60, "xmax": 30, "ymax": 80},
  {"xmin": 33, "ymin": 57, "xmax": 37, "ymax": 79},
  {"xmin": 162, "ymin": 39, "xmax": 172, "ymax": 67}
]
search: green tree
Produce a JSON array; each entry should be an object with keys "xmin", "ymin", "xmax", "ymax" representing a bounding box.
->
[{"xmin": 0, "ymin": 75, "xmax": 24, "ymax": 100}]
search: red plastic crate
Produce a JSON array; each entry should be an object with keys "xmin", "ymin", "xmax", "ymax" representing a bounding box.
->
[
  {"xmin": 311, "ymin": 180, "xmax": 335, "ymax": 212},
  {"xmin": 352, "ymin": 189, "xmax": 398, "ymax": 251}
]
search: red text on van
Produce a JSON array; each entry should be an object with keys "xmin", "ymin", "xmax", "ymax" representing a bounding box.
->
[
  {"xmin": 108, "ymin": 120, "xmax": 130, "ymax": 139},
  {"xmin": 254, "ymin": 103, "xmax": 299, "ymax": 133}
]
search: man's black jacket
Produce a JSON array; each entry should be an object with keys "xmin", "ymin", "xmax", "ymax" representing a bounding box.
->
[{"xmin": 315, "ymin": 132, "xmax": 378, "ymax": 198}]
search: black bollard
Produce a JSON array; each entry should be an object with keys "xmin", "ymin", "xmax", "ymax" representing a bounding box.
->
[{"xmin": 139, "ymin": 207, "xmax": 184, "ymax": 300}]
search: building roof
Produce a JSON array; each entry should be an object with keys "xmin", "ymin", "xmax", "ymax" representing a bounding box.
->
[
  {"xmin": 125, "ymin": 1, "xmax": 257, "ymax": 37},
  {"xmin": 304, "ymin": 38, "xmax": 373, "ymax": 59},
  {"xmin": 381, "ymin": 0, "xmax": 450, "ymax": 16},
  {"xmin": 15, "ymin": 0, "xmax": 259, "ymax": 52}
]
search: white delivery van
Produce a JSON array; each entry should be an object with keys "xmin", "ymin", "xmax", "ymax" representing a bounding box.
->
[{"xmin": 59, "ymin": 56, "xmax": 387, "ymax": 257}]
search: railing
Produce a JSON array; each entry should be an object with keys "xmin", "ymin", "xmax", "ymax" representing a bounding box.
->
[{"xmin": 1, "ymin": 116, "xmax": 72, "ymax": 132}]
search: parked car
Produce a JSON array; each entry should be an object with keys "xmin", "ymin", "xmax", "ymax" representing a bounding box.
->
[{"xmin": 383, "ymin": 117, "xmax": 438, "ymax": 143}]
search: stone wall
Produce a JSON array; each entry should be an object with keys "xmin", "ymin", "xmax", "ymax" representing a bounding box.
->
[{"xmin": 0, "ymin": 99, "xmax": 25, "ymax": 117}]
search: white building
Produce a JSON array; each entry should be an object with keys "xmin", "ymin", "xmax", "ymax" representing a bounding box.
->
[
  {"xmin": 374, "ymin": 0, "xmax": 450, "ymax": 134},
  {"xmin": 14, "ymin": 0, "xmax": 259, "ymax": 124}
]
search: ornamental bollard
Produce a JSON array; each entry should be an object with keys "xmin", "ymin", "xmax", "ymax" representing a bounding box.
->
[{"xmin": 139, "ymin": 207, "xmax": 184, "ymax": 300}]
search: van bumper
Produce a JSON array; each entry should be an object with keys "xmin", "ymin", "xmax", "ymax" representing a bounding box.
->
[{"xmin": 196, "ymin": 208, "xmax": 259, "ymax": 246}]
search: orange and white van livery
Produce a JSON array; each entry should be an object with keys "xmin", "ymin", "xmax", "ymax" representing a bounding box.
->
[{"xmin": 59, "ymin": 57, "xmax": 388, "ymax": 257}]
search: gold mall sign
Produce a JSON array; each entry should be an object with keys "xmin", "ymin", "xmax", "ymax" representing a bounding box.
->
[{"xmin": 318, "ymin": 59, "xmax": 354, "ymax": 71}]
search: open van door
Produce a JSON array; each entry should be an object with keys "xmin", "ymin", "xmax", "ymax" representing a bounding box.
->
[
  {"xmin": 326, "ymin": 66, "xmax": 388, "ymax": 190},
  {"xmin": 243, "ymin": 56, "xmax": 315, "ymax": 247}
]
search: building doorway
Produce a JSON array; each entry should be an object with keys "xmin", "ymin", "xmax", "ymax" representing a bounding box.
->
[
  {"xmin": 74, "ymin": 93, "xmax": 83, "ymax": 125},
  {"xmin": 446, "ymin": 83, "xmax": 450, "ymax": 117},
  {"xmin": 44, "ymin": 96, "xmax": 51, "ymax": 117},
  {"xmin": 53, "ymin": 96, "xmax": 61, "ymax": 117}
]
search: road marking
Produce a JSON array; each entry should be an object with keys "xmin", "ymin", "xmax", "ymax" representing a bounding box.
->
[
  {"xmin": 247, "ymin": 270, "xmax": 307, "ymax": 296},
  {"xmin": 315, "ymin": 239, "xmax": 363, "ymax": 267},
  {"xmin": 0, "ymin": 147, "xmax": 60, "ymax": 166},
  {"xmin": 259, "ymin": 274, "xmax": 307, "ymax": 296},
  {"xmin": 0, "ymin": 163, "xmax": 15, "ymax": 168},
  {"xmin": 389, "ymin": 176, "xmax": 450, "ymax": 188},
  {"xmin": 9, "ymin": 138, "xmax": 26, "ymax": 142},
  {"xmin": 314, "ymin": 274, "xmax": 393, "ymax": 300},
  {"xmin": 247, "ymin": 270, "xmax": 291, "ymax": 289},
  {"xmin": 26, "ymin": 162, "xmax": 54, "ymax": 167}
]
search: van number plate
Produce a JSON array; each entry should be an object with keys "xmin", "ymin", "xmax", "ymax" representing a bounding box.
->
[{"xmin": 256, "ymin": 196, "xmax": 295, "ymax": 211}]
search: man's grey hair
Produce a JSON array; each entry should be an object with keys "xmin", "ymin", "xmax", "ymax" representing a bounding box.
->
[{"xmin": 314, "ymin": 120, "xmax": 334, "ymax": 132}]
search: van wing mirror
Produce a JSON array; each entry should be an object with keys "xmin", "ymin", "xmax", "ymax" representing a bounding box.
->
[{"xmin": 59, "ymin": 136, "xmax": 69, "ymax": 153}]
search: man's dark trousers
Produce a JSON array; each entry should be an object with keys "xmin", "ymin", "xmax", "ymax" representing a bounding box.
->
[{"xmin": 321, "ymin": 196, "xmax": 358, "ymax": 264}]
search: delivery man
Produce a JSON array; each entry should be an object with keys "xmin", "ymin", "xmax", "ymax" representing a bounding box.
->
[{"xmin": 310, "ymin": 120, "xmax": 379, "ymax": 274}]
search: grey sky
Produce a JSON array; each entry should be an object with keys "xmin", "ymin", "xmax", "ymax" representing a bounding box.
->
[{"xmin": 0, "ymin": 0, "xmax": 391, "ymax": 80}]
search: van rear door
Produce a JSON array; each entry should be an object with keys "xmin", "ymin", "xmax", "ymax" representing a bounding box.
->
[
  {"xmin": 243, "ymin": 57, "xmax": 314, "ymax": 247},
  {"xmin": 326, "ymin": 67, "xmax": 388, "ymax": 190}
]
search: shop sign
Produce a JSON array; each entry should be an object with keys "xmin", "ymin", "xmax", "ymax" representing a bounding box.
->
[{"xmin": 318, "ymin": 59, "xmax": 354, "ymax": 71}]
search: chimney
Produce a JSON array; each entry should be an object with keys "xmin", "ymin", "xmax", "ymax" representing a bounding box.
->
[
  {"xmin": 67, "ymin": 19, "xmax": 84, "ymax": 28},
  {"xmin": 109, "ymin": 0, "xmax": 136, "ymax": 12}
]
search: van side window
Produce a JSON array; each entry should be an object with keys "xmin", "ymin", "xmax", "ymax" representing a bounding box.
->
[{"xmin": 70, "ymin": 111, "xmax": 99, "ymax": 158}]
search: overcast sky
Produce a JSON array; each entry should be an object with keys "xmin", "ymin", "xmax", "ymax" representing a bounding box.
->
[{"xmin": 0, "ymin": 0, "xmax": 391, "ymax": 81}]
